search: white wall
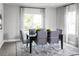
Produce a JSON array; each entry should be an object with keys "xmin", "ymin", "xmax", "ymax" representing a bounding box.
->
[
  {"xmin": 45, "ymin": 8, "xmax": 56, "ymax": 31},
  {"xmin": 3, "ymin": 4, "xmax": 64, "ymax": 40},
  {"xmin": 56, "ymin": 7, "xmax": 66, "ymax": 42},
  {"xmin": 3, "ymin": 5, "xmax": 57, "ymax": 40},
  {"xmin": 0, "ymin": 3, "xmax": 4, "ymax": 48},
  {"xmin": 4, "ymin": 4, "xmax": 20, "ymax": 40},
  {"xmin": 56, "ymin": 7, "xmax": 65, "ymax": 33}
]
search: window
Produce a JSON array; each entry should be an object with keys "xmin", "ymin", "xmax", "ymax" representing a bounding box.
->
[
  {"xmin": 21, "ymin": 8, "xmax": 44, "ymax": 32},
  {"xmin": 66, "ymin": 11, "xmax": 76, "ymax": 35},
  {"xmin": 23, "ymin": 13, "xmax": 43, "ymax": 31}
]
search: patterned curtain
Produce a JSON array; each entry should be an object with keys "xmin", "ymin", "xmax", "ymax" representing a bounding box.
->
[{"xmin": 76, "ymin": 4, "xmax": 79, "ymax": 47}]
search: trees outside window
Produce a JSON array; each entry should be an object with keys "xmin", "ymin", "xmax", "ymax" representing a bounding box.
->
[{"xmin": 24, "ymin": 14, "xmax": 42, "ymax": 31}]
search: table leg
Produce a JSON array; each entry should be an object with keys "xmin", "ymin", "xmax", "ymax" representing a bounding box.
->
[
  {"xmin": 30, "ymin": 37, "xmax": 32, "ymax": 53},
  {"xmin": 61, "ymin": 35, "xmax": 63, "ymax": 49}
]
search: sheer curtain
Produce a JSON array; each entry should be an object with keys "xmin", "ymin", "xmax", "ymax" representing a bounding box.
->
[
  {"xmin": 20, "ymin": 8, "xmax": 45, "ymax": 31},
  {"xmin": 65, "ymin": 4, "xmax": 76, "ymax": 43}
]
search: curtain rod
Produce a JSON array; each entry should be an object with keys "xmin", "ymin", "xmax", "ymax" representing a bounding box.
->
[{"xmin": 63, "ymin": 3, "xmax": 75, "ymax": 7}]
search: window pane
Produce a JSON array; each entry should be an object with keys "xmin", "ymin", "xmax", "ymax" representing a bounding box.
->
[
  {"xmin": 66, "ymin": 11, "xmax": 76, "ymax": 34},
  {"xmin": 23, "ymin": 14, "xmax": 42, "ymax": 31}
]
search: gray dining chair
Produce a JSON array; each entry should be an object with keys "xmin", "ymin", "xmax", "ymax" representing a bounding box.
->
[
  {"xmin": 50, "ymin": 31, "xmax": 59, "ymax": 44},
  {"xmin": 57, "ymin": 29, "xmax": 62, "ymax": 34},
  {"xmin": 29, "ymin": 29, "xmax": 37, "ymax": 43},
  {"xmin": 57, "ymin": 29, "xmax": 63, "ymax": 49},
  {"xmin": 36, "ymin": 30, "xmax": 47, "ymax": 45},
  {"xmin": 57, "ymin": 29, "xmax": 62, "ymax": 39},
  {"xmin": 20, "ymin": 30, "xmax": 30, "ymax": 47},
  {"xmin": 29, "ymin": 29, "xmax": 36, "ymax": 35},
  {"xmin": 34, "ymin": 30, "xmax": 47, "ymax": 50},
  {"xmin": 49, "ymin": 31, "xmax": 60, "ymax": 50}
]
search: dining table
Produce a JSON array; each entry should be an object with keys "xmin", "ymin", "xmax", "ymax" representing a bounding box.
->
[{"xmin": 26, "ymin": 32, "xmax": 63, "ymax": 54}]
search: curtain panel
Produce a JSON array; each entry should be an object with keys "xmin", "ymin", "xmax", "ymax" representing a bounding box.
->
[{"xmin": 65, "ymin": 4, "xmax": 77, "ymax": 46}]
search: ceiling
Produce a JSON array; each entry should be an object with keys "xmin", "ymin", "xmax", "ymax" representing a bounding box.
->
[{"xmin": 5, "ymin": 3, "xmax": 71, "ymax": 8}]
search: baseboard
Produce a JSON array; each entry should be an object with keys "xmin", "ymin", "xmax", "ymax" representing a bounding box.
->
[
  {"xmin": 0, "ymin": 40, "xmax": 4, "ymax": 48},
  {"xmin": 4, "ymin": 39, "xmax": 21, "ymax": 43}
]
